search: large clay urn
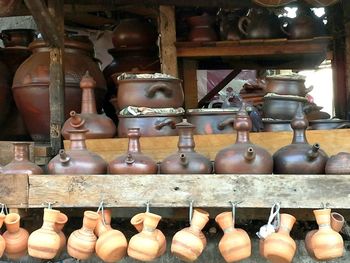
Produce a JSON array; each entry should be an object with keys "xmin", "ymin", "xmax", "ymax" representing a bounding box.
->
[
  {"xmin": 215, "ymin": 104, "xmax": 273, "ymax": 174},
  {"xmin": 67, "ymin": 210, "xmax": 99, "ymax": 260},
  {"xmin": 2, "ymin": 142, "xmax": 43, "ymax": 175},
  {"xmin": 215, "ymin": 211, "xmax": 251, "ymax": 262},
  {"xmin": 12, "ymin": 37, "xmax": 106, "ymax": 141},
  {"xmin": 28, "ymin": 208, "xmax": 61, "ymax": 259},
  {"xmin": 3, "ymin": 213, "xmax": 29, "ymax": 260},
  {"xmin": 55, "ymin": 212, "xmax": 68, "ymax": 255},
  {"xmin": 160, "ymin": 120, "xmax": 212, "ymax": 174},
  {"xmin": 263, "ymin": 213, "xmax": 297, "ymax": 263},
  {"xmin": 128, "ymin": 212, "xmax": 162, "ymax": 261},
  {"xmin": 171, "ymin": 209, "xmax": 209, "ymax": 262},
  {"xmin": 0, "ymin": 213, "xmax": 6, "ymax": 257},
  {"xmin": 47, "ymin": 127, "xmax": 107, "ymax": 174},
  {"xmin": 325, "ymin": 152, "xmax": 350, "ymax": 174},
  {"xmin": 62, "ymin": 72, "xmax": 116, "ymax": 139},
  {"xmin": 273, "ymin": 103, "xmax": 328, "ymax": 174},
  {"xmin": 108, "ymin": 128, "xmax": 158, "ymax": 174},
  {"xmin": 95, "ymin": 209, "xmax": 128, "ymax": 262}
]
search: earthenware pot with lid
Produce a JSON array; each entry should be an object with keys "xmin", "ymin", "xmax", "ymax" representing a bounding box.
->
[
  {"xmin": 265, "ymin": 74, "xmax": 312, "ymax": 96},
  {"xmin": 0, "ymin": 29, "xmax": 37, "ymax": 47},
  {"xmin": 187, "ymin": 13, "xmax": 218, "ymax": 42}
]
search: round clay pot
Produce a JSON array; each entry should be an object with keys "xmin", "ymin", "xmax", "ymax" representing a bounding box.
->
[
  {"xmin": 55, "ymin": 212, "xmax": 68, "ymax": 255},
  {"xmin": 265, "ymin": 75, "xmax": 311, "ymax": 96},
  {"xmin": 325, "ymin": 152, "xmax": 350, "ymax": 174},
  {"xmin": 187, "ymin": 13, "xmax": 218, "ymax": 42},
  {"xmin": 263, "ymin": 95, "xmax": 308, "ymax": 120},
  {"xmin": 331, "ymin": 212, "xmax": 345, "ymax": 233},
  {"xmin": 0, "ymin": 213, "xmax": 6, "ymax": 257},
  {"xmin": 28, "ymin": 208, "xmax": 61, "ymax": 259}
]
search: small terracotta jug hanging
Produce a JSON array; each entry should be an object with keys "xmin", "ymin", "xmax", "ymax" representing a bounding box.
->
[
  {"xmin": 0, "ymin": 212, "xmax": 6, "ymax": 258},
  {"xmin": 3, "ymin": 213, "xmax": 29, "ymax": 260},
  {"xmin": 2, "ymin": 142, "xmax": 43, "ymax": 175},
  {"xmin": 215, "ymin": 211, "xmax": 251, "ymax": 262},
  {"xmin": 28, "ymin": 208, "xmax": 61, "ymax": 259},
  {"xmin": 128, "ymin": 212, "xmax": 162, "ymax": 261},
  {"xmin": 263, "ymin": 213, "xmax": 297, "ymax": 263},
  {"xmin": 67, "ymin": 210, "xmax": 99, "ymax": 260},
  {"xmin": 95, "ymin": 208, "xmax": 128, "ymax": 262},
  {"xmin": 55, "ymin": 212, "xmax": 68, "ymax": 255},
  {"xmin": 62, "ymin": 71, "xmax": 116, "ymax": 139},
  {"xmin": 108, "ymin": 128, "xmax": 158, "ymax": 174},
  {"xmin": 160, "ymin": 120, "xmax": 212, "ymax": 174},
  {"xmin": 171, "ymin": 208, "xmax": 209, "ymax": 262}
]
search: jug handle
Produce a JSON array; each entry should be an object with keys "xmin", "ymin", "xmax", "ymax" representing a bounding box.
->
[
  {"xmin": 146, "ymin": 83, "xmax": 173, "ymax": 98},
  {"xmin": 217, "ymin": 117, "xmax": 235, "ymax": 130},
  {"xmin": 154, "ymin": 118, "xmax": 176, "ymax": 130},
  {"xmin": 280, "ymin": 17, "xmax": 292, "ymax": 37},
  {"xmin": 305, "ymin": 85, "xmax": 313, "ymax": 94},
  {"xmin": 238, "ymin": 16, "xmax": 251, "ymax": 36}
]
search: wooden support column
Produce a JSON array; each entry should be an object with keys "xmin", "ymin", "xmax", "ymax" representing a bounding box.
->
[
  {"xmin": 344, "ymin": 1, "xmax": 350, "ymax": 119},
  {"xmin": 182, "ymin": 59, "xmax": 198, "ymax": 109},
  {"xmin": 159, "ymin": 5, "xmax": 178, "ymax": 77}
]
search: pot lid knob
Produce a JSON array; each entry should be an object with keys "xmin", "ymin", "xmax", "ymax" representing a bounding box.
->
[{"xmin": 80, "ymin": 71, "xmax": 96, "ymax": 90}]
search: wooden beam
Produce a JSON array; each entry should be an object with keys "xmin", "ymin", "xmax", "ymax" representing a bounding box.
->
[
  {"xmin": 182, "ymin": 59, "xmax": 198, "ymax": 109},
  {"xmin": 0, "ymin": 174, "xmax": 28, "ymax": 208},
  {"xmin": 344, "ymin": 1, "xmax": 350, "ymax": 119}
]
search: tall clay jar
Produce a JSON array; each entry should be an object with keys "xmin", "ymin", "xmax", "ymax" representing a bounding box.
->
[
  {"xmin": 215, "ymin": 211, "xmax": 251, "ymax": 262},
  {"xmin": 263, "ymin": 213, "xmax": 297, "ymax": 263},
  {"xmin": 160, "ymin": 120, "xmax": 213, "ymax": 174},
  {"xmin": 2, "ymin": 142, "xmax": 43, "ymax": 175},
  {"xmin": 0, "ymin": 213, "xmax": 6, "ymax": 257},
  {"xmin": 215, "ymin": 104, "xmax": 273, "ymax": 174},
  {"xmin": 61, "ymin": 71, "xmax": 116, "ymax": 139},
  {"xmin": 128, "ymin": 212, "xmax": 162, "ymax": 261},
  {"xmin": 171, "ymin": 209, "xmax": 209, "ymax": 262},
  {"xmin": 108, "ymin": 128, "xmax": 158, "ymax": 174},
  {"xmin": 28, "ymin": 208, "xmax": 61, "ymax": 259},
  {"xmin": 67, "ymin": 210, "xmax": 99, "ymax": 260},
  {"xmin": 55, "ymin": 212, "xmax": 68, "ymax": 255},
  {"xmin": 3, "ymin": 213, "xmax": 29, "ymax": 260}
]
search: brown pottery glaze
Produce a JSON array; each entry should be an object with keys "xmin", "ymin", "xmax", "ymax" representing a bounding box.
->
[
  {"xmin": 309, "ymin": 119, "xmax": 350, "ymax": 130},
  {"xmin": 28, "ymin": 208, "xmax": 61, "ymax": 259},
  {"xmin": 108, "ymin": 128, "xmax": 157, "ymax": 174},
  {"xmin": 325, "ymin": 152, "xmax": 350, "ymax": 174},
  {"xmin": 265, "ymin": 75, "xmax": 312, "ymax": 96},
  {"xmin": 0, "ymin": 29, "xmax": 36, "ymax": 47},
  {"xmin": 262, "ymin": 95, "xmax": 307, "ymax": 120},
  {"xmin": 187, "ymin": 13, "xmax": 218, "ymax": 42},
  {"xmin": 0, "ymin": 213, "xmax": 6, "ymax": 257},
  {"xmin": 2, "ymin": 142, "xmax": 43, "ymax": 175},
  {"xmin": 262, "ymin": 119, "xmax": 292, "ymax": 132},
  {"xmin": 67, "ymin": 211, "xmax": 99, "ymax": 260},
  {"xmin": 55, "ymin": 212, "xmax": 68, "ymax": 255},
  {"xmin": 215, "ymin": 105, "xmax": 273, "ymax": 174},
  {"xmin": 0, "ymin": 59, "xmax": 11, "ymax": 126},
  {"xmin": 0, "ymin": 0, "xmax": 19, "ymax": 16},
  {"xmin": 12, "ymin": 37, "xmax": 106, "ymax": 141},
  {"xmin": 253, "ymin": 0, "xmax": 296, "ymax": 7},
  {"xmin": 62, "ymin": 72, "xmax": 116, "ymax": 139}
]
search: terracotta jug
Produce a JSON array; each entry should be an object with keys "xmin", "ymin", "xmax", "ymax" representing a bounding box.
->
[
  {"xmin": 325, "ymin": 152, "xmax": 350, "ymax": 174},
  {"xmin": 273, "ymin": 103, "xmax": 328, "ymax": 174},
  {"xmin": 0, "ymin": 213, "xmax": 6, "ymax": 257},
  {"xmin": 55, "ymin": 212, "xmax": 68, "ymax": 254},
  {"xmin": 263, "ymin": 213, "xmax": 296, "ymax": 263},
  {"xmin": 62, "ymin": 71, "xmax": 116, "ymax": 139},
  {"xmin": 108, "ymin": 128, "xmax": 158, "ymax": 174},
  {"xmin": 28, "ymin": 208, "xmax": 61, "ymax": 259},
  {"xmin": 67, "ymin": 210, "xmax": 99, "ymax": 260},
  {"xmin": 130, "ymin": 213, "xmax": 167, "ymax": 257},
  {"xmin": 187, "ymin": 13, "xmax": 218, "ymax": 42},
  {"xmin": 128, "ymin": 212, "xmax": 162, "ymax": 261},
  {"xmin": 160, "ymin": 120, "xmax": 213, "ymax": 174},
  {"xmin": 215, "ymin": 104, "xmax": 273, "ymax": 174},
  {"xmin": 95, "ymin": 209, "xmax": 128, "ymax": 263},
  {"xmin": 215, "ymin": 211, "xmax": 251, "ymax": 262},
  {"xmin": 171, "ymin": 209, "xmax": 209, "ymax": 262},
  {"xmin": 2, "ymin": 142, "xmax": 43, "ymax": 175},
  {"xmin": 3, "ymin": 213, "xmax": 29, "ymax": 259},
  {"xmin": 48, "ymin": 127, "xmax": 107, "ymax": 174}
]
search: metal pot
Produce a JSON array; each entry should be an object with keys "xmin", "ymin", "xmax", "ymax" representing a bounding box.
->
[
  {"xmin": 263, "ymin": 95, "xmax": 307, "ymax": 120},
  {"xmin": 262, "ymin": 119, "xmax": 292, "ymax": 132},
  {"xmin": 265, "ymin": 75, "xmax": 312, "ymax": 96},
  {"xmin": 309, "ymin": 119, "xmax": 350, "ymax": 130},
  {"xmin": 114, "ymin": 76, "xmax": 184, "ymax": 109},
  {"xmin": 118, "ymin": 113, "xmax": 183, "ymax": 137}
]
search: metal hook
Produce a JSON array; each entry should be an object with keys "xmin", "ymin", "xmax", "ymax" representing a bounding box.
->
[
  {"xmin": 145, "ymin": 201, "xmax": 150, "ymax": 213},
  {"xmin": 4, "ymin": 204, "xmax": 8, "ymax": 215},
  {"xmin": 229, "ymin": 200, "xmax": 243, "ymax": 223},
  {"xmin": 321, "ymin": 202, "xmax": 330, "ymax": 209},
  {"xmin": 97, "ymin": 200, "xmax": 106, "ymax": 225},
  {"xmin": 189, "ymin": 200, "xmax": 194, "ymax": 225},
  {"xmin": 0, "ymin": 203, "xmax": 4, "ymax": 214},
  {"xmin": 43, "ymin": 201, "xmax": 57, "ymax": 209}
]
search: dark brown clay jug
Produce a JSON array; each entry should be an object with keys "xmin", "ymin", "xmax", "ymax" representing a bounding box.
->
[
  {"xmin": 325, "ymin": 152, "xmax": 350, "ymax": 174},
  {"xmin": 12, "ymin": 37, "xmax": 106, "ymax": 142},
  {"xmin": 273, "ymin": 103, "xmax": 328, "ymax": 174},
  {"xmin": 62, "ymin": 71, "xmax": 116, "ymax": 139},
  {"xmin": 2, "ymin": 142, "xmax": 43, "ymax": 175},
  {"xmin": 160, "ymin": 120, "xmax": 212, "ymax": 174},
  {"xmin": 108, "ymin": 128, "xmax": 157, "ymax": 174},
  {"xmin": 215, "ymin": 104, "xmax": 273, "ymax": 174},
  {"xmin": 187, "ymin": 13, "xmax": 218, "ymax": 42},
  {"xmin": 47, "ymin": 127, "xmax": 107, "ymax": 174}
]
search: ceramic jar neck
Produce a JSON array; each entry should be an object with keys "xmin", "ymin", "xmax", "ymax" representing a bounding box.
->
[
  {"xmin": 292, "ymin": 128, "xmax": 308, "ymax": 144},
  {"xmin": 234, "ymin": 105, "xmax": 252, "ymax": 144},
  {"xmin": 81, "ymin": 88, "xmax": 97, "ymax": 114},
  {"xmin": 13, "ymin": 143, "xmax": 30, "ymax": 162},
  {"xmin": 69, "ymin": 130, "xmax": 88, "ymax": 150},
  {"xmin": 127, "ymin": 128, "xmax": 141, "ymax": 153},
  {"xmin": 278, "ymin": 214, "xmax": 296, "ymax": 235},
  {"xmin": 291, "ymin": 102, "xmax": 309, "ymax": 144},
  {"xmin": 177, "ymin": 122, "xmax": 196, "ymax": 152}
]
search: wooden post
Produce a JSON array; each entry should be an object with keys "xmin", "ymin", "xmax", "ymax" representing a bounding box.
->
[
  {"xmin": 182, "ymin": 59, "xmax": 198, "ymax": 109},
  {"xmin": 344, "ymin": 1, "xmax": 350, "ymax": 119}
]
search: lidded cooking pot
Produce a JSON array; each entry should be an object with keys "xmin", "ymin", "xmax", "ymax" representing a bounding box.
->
[
  {"xmin": 160, "ymin": 120, "xmax": 212, "ymax": 174},
  {"xmin": 273, "ymin": 103, "xmax": 328, "ymax": 174},
  {"xmin": 215, "ymin": 103, "xmax": 273, "ymax": 174},
  {"xmin": 265, "ymin": 74, "xmax": 312, "ymax": 96}
]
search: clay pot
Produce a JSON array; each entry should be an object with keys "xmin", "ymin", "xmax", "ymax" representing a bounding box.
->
[
  {"xmin": 2, "ymin": 142, "xmax": 43, "ymax": 175},
  {"xmin": 108, "ymin": 128, "xmax": 158, "ymax": 174},
  {"xmin": 55, "ymin": 212, "xmax": 68, "ymax": 254},
  {"xmin": 95, "ymin": 209, "xmax": 128, "ymax": 262},
  {"xmin": 263, "ymin": 95, "xmax": 308, "ymax": 120},
  {"xmin": 265, "ymin": 75, "xmax": 312, "ymax": 96},
  {"xmin": 130, "ymin": 213, "xmax": 167, "ymax": 257},
  {"xmin": 160, "ymin": 120, "xmax": 212, "ymax": 174},
  {"xmin": 325, "ymin": 152, "xmax": 350, "ymax": 174},
  {"xmin": 0, "ymin": 213, "xmax": 6, "ymax": 257},
  {"xmin": 3, "ymin": 213, "xmax": 29, "ymax": 260},
  {"xmin": 262, "ymin": 119, "xmax": 292, "ymax": 132},
  {"xmin": 0, "ymin": 59, "xmax": 11, "ymax": 126},
  {"xmin": 171, "ymin": 209, "xmax": 209, "ymax": 262},
  {"xmin": 215, "ymin": 211, "xmax": 251, "ymax": 262},
  {"xmin": 273, "ymin": 103, "xmax": 328, "ymax": 174},
  {"xmin": 128, "ymin": 212, "xmax": 162, "ymax": 261},
  {"xmin": 28, "ymin": 208, "xmax": 61, "ymax": 259},
  {"xmin": 263, "ymin": 213, "xmax": 296, "ymax": 263},
  {"xmin": 309, "ymin": 119, "xmax": 350, "ymax": 130},
  {"xmin": 0, "ymin": 0, "xmax": 19, "ymax": 16},
  {"xmin": 215, "ymin": 104, "xmax": 273, "ymax": 174},
  {"xmin": 253, "ymin": 0, "xmax": 296, "ymax": 7},
  {"xmin": 47, "ymin": 127, "xmax": 107, "ymax": 174},
  {"xmin": 62, "ymin": 72, "xmax": 116, "ymax": 139},
  {"xmin": 187, "ymin": 13, "xmax": 218, "ymax": 42},
  {"xmin": 0, "ymin": 29, "xmax": 37, "ymax": 47},
  {"xmin": 67, "ymin": 210, "xmax": 99, "ymax": 260},
  {"xmin": 310, "ymin": 208, "xmax": 344, "ymax": 261},
  {"xmin": 12, "ymin": 37, "xmax": 106, "ymax": 142}
]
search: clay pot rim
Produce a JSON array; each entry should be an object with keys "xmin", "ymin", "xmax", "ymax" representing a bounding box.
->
[
  {"xmin": 193, "ymin": 208, "xmax": 210, "ymax": 218},
  {"xmin": 130, "ymin": 213, "xmax": 145, "ymax": 225},
  {"xmin": 115, "ymin": 77, "xmax": 182, "ymax": 84},
  {"xmin": 56, "ymin": 212, "xmax": 68, "ymax": 224},
  {"xmin": 118, "ymin": 113, "xmax": 184, "ymax": 118},
  {"xmin": 108, "ymin": 46, "xmax": 158, "ymax": 54},
  {"xmin": 262, "ymin": 119, "xmax": 292, "ymax": 123},
  {"xmin": 84, "ymin": 210, "xmax": 99, "ymax": 220},
  {"xmin": 187, "ymin": 108, "xmax": 240, "ymax": 115},
  {"xmin": 266, "ymin": 76, "xmax": 306, "ymax": 82},
  {"xmin": 263, "ymin": 95, "xmax": 307, "ymax": 102},
  {"xmin": 215, "ymin": 211, "xmax": 232, "ymax": 223},
  {"xmin": 309, "ymin": 119, "xmax": 348, "ymax": 124},
  {"xmin": 331, "ymin": 212, "xmax": 344, "ymax": 223},
  {"xmin": 5, "ymin": 213, "xmax": 20, "ymax": 224},
  {"xmin": 28, "ymin": 38, "xmax": 93, "ymax": 53}
]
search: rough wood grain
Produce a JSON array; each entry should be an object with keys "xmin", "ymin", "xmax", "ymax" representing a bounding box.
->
[
  {"xmin": 182, "ymin": 59, "xmax": 198, "ymax": 108},
  {"xmin": 0, "ymin": 174, "xmax": 28, "ymax": 208},
  {"xmin": 0, "ymin": 141, "xmax": 34, "ymax": 166}
]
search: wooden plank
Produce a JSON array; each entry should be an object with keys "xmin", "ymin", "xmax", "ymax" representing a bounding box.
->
[
  {"xmin": 159, "ymin": 5, "xmax": 178, "ymax": 77},
  {"xmin": 344, "ymin": 1, "xmax": 350, "ymax": 119},
  {"xmin": 0, "ymin": 141, "xmax": 34, "ymax": 166},
  {"xmin": 28, "ymin": 173, "xmax": 350, "ymax": 209},
  {"xmin": 182, "ymin": 59, "xmax": 198, "ymax": 108},
  {"xmin": 0, "ymin": 174, "xmax": 28, "ymax": 208}
]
